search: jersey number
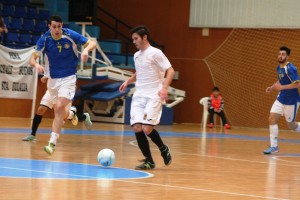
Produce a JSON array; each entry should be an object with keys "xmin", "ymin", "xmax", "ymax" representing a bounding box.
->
[{"xmin": 57, "ymin": 45, "xmax": 62, "ymax": 53}]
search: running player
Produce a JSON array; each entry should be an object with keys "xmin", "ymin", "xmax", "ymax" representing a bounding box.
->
[
  {"xmin": 119, "ymin": 26, "xmax": 174, "ymax": 170},
  {"xmin": 22, "ymin": 77, "xmax": 93, "ymax": 142},
  {"xmin": 29, "ymin": 15, "xmax": 96, "ymax": 155},
  {"xmin": 263, "ymin": 46, "xmax": 300, "ymax": 154}
]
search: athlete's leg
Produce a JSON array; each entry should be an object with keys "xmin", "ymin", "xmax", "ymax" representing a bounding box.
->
[
  {"xmin": 263, "ymin": 100, "xmax": 282, "ymax": 154},
  {"xmin": 44, "ymin": 75, "xmax": 76, "ymax": 155},
  {"xmin": 52, "ymin": 97, "xmax": 72, "ymax": 135},
  {"xmin": 130, "ymin": 96, "xmax": 155, "ymax": 170},
  {"xmin": 23, "ymin": 90, "xmax": 54, "ymax": 141},
  {"xmin": 284, "ymin": 102, "xmax": 300, "ymax": 131},
  {"xmin": 143, "ymin": 99, "xmax": 172, "ymax": 166}
]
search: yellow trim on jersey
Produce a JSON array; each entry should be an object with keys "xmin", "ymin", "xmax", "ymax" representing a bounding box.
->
[
  {"xmin": 83, "ymin": 39, "xmax": 90, "ymax": 48},
  {"xmin": 32, "ymin": 51, "xmax": 39, "ymax": 58}
]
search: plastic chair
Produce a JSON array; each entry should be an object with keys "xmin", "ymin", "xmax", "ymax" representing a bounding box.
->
[
  {"xmin": 38, "ymin": 9, "xmax": 50, "ymax": 20},
  {"xmin": 27, "ymin": 7, "xmax": 38, "ymax": 19},
  {"xmin": 2, "ymin": 5, "xmax": 15, "ymax": 17},
  {"xmin": 19, "ymin": 33, "xmax": 31, "ymax": 44},
  {"xmin": 6, "ymin": 32, "xmax": 19, "ymax": 43},
  {"xmin": 10, "ymin": 17, "xmax": 23, "ymax": 30},
  {"xmin": 14, "ymin": 6, "xmax": 27, "ymax": 18},
  {"xmin": 35, "ymin": 20, "xmax": 48, "ymax": 33},
  {"xmin": 22, "ymin": 19, "xmax": 35, "ymax": 31},
  {"xmin": 199, "ymin": 97, "xmax": 222, "ymax": 129}
]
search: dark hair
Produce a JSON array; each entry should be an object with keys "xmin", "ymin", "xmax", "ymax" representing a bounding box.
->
[
  {"xmin": 212, "ymin": 86, "xmax": 219, "ymax": 92},
  {"xmin": 48, "ymin": 15, "xmax": 63, "ymax": 25},
  {"xmin": 131, "ymin": 25, "xmax": 150, "ymax": 40},
  {"xmin": 280, "ymin": 46, "xmax": 291, "ymax": 56}
]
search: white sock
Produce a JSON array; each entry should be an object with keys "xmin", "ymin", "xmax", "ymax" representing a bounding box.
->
[
  {"xmin": 67, "ymin": 110, "xmax": 74, "ymax": 120},
  {"xmin": 295, "ymin": 122, "xmax": 300, "ymax": 132},
  {"xmin": 269, "ymin": 124, "xmax": 278, "ymax": 147},
  {"xmin": 49, "ymin": 132, "xmax": 59, "ymax": 145}
]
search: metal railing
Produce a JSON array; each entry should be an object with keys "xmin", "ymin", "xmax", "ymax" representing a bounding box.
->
[{"xmin": 95, "ymin": 5, "xmax": 165, "ymax": 66}]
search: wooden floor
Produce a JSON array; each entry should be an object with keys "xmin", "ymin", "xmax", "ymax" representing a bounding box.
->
[{"xmin": 1, "ymin": 117, "xmax": 300, "ymax": 200}]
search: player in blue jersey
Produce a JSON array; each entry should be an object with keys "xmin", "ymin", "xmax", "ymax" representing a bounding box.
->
[
  {"xmin": 29, "ymin": 15, "xmax": 96, "ymax": 155},
  {"xmin": 263, "ymin": 46, "xmax": 300, "ymax": 154}
]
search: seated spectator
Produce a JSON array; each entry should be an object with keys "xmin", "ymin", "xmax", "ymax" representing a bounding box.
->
[{"xmin": 208, "ymin": 86, "xmax": 231, "ymax": 129}]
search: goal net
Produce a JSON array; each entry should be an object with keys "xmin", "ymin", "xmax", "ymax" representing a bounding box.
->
[{"xmin": 204, "ymin": 29, "xmax": 300, "ymax": 129}]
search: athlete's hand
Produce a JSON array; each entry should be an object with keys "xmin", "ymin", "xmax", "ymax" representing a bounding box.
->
[
  {"xmin": 40, "ymin": 76, "xmax": 48, "ymax": 83},
  {"xmin": 34, "ymin": 63, "xmax": 44, "ymax": 74},
  {"xmin": 159, "ymin": 87, "xmax": 168, "ymax": 102},
  {"xmin": 119, "ymin": 81, "xmax": 128, "ymax": 93},
  {"xmin": 81, "ymin": 50, "xmax": 89, "ymax": 62},
  {"xmin": 266, "ymin": 86, "xmax": 273, "ymax": 94}
]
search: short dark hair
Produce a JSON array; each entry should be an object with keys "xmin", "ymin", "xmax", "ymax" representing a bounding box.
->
[
  {"xmin": 131, "ymin": 25, "xmax": 150, "ymax": 40},
  {"xmin": 48, "ymin": 15, "xmax": 63, "ymax": 25},
  {"xmin": 280, "ymin": 46, "xmax": 291, "ymax": 56},
  {"xmin": 212, "ymin": 86, "xmax": 219, "ymax": 92}
]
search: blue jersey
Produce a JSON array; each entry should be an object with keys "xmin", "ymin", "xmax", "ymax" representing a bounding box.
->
[
  {"xmin": 34, "ymin": 28, "xmax": 89, "ymax": 78},
  {"xmin": 276, "ymin": 62, "xmax": 300, "ymax": 105}
]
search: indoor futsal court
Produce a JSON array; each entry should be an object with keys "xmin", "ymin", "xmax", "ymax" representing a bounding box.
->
[
  {"xmin": 1, "ymin": 118, "xmax": 300, "ymax": 200},
  {"xmin": 2, "ymin": 0, "xmax": 300, "ymax": 200}
]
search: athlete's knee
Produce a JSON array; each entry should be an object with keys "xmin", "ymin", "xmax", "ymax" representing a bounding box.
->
[
  {"xmin": 132, "ymin": 124, "xmax": 142, "ymax": 133},
  {"xmin": 269, "ymin": 115, "xmax": 278, "ymax": 125},
  {"xmin": 142, "ymin": 125, "xmax": 154, "ymax": 135},
  {"xmin": 36, "ymin": 105, "xmax": 48, "ymax": 115}
]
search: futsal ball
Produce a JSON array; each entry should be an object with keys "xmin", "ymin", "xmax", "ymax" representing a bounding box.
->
[{"xmin": 97, "ymin": 148, "xmax": 115, "ymax": 167}]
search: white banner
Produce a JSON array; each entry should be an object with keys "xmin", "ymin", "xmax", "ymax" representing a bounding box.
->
[{"xmin": 0, "ymin": 44, "xmax": 37, "ymax": 99}]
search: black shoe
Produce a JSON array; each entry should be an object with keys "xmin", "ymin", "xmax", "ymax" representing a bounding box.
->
[
  {"xmin": 161, "ymin": 145, "xmax": 172, "ymax": 166},
  {"xmin": 135, "ymin": 161, "xmax": 155, "ymax": 170}
]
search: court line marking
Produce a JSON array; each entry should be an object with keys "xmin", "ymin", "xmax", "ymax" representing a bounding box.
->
[
  {"xmin": 0, "ymin": 165, "xmax": 153, "ymax": 180},
  {"xmin": 0, "ymin": 157, "xmax": 153, "ymax": 180},
  {"xmin": 129, "ymin": 140, "xmax": 300, "ymax": 167},
  {"xmin": 128, "ymin": 141, "xmax": 293, "ymax": 199},
  {"xmin": 0, "ymin": 165, "xmax": 288, "ymax": 200},
  {"xmin": 114, "ymin": 179, "xmax": 289, "ymax": 200}
]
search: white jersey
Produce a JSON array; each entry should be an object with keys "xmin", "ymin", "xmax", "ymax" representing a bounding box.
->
[{"xmin": 133, "ymin": 46, "xmax": 171, "ymax": 99}]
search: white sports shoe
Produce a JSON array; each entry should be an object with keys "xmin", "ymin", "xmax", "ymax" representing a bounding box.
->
[
  {"xmin": 70, "ymin": 106, "xmax": 78, "ymax": 126},
  {"xmin": 83, "ymin": 113, "xmax": 92, "ymax": 130}
]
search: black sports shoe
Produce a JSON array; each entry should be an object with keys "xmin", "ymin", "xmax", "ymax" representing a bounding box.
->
[
  {"xmin": 135, "ymin": 161, "xmax": 155, "ymax": 170},
  {"xmin": 161, "ymin": 145, "xmax": 172, "ymax": 166}
]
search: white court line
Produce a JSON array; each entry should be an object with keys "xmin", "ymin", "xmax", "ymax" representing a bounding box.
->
[
  {"xmin": 0, "ymin": 165, "xmax": 153, "ymax": 180},
  {"xmin": 129, "ymin": 140, "xmax": 300, "ymax": 167},
  {"xmin": 115, "ymin": 179, "xmax": 289, "ymax": 200},
  {"xmin": 128, "ymin": 140, "xmax": 296, "ymax": 199},
  {"xmin": 0, "ymin": 166, "xmax": 289, "ymax": 200}
]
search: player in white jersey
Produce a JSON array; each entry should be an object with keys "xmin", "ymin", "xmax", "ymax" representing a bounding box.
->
[
  {"xmin": 119, "ymin": 26, "xmax": 174, "ymax": 170},
  {"xmin": 29, "ymin": 15, "xmax": 96, "ymax": 155}
]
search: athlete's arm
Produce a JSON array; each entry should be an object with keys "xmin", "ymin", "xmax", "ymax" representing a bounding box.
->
[
  {"xmin": 273, "ymin": 81, "xmax": 300, "ymax": 91},
  {"xmin": 29, "ymin": 52, "xmax": 44, "ymax": 73},
  {"xmin": 159, "ymin": 66, "xmax": 175, "ymax": 101},
  {"xmin": 81, "ymin": 40, "xmax": 97, "ymax": 62},
  {"xmin": 119, "ymin": 73, "xmax": 136, "ymax": 92}
]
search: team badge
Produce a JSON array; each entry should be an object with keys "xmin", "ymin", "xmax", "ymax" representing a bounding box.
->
[{"xmin": 64, "ymin": 43, "xmax": 70, "ymax": 49}]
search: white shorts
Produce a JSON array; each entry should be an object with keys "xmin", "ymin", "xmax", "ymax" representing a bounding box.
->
[
  {"xmin": 47, "ymin": 75, "xmax": 76, "ymax": 104},
  {"xmin": 40, "ymin": 90, "xmax": 55, "ymax": 109},
  {"xmin": 270, "ymin": 100, "xmax": 300, "ymax": 122},
  {"xmin": 130, "ymin": 96, "xmax": 163, "ymax": 126}
]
